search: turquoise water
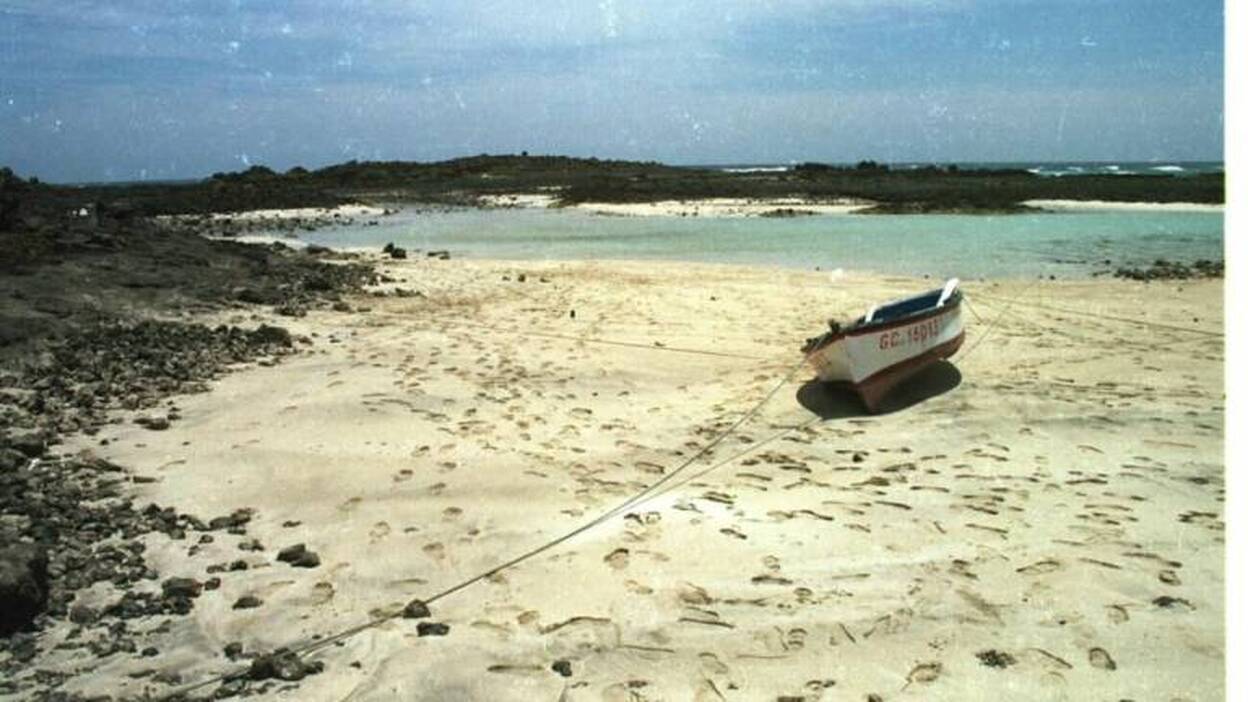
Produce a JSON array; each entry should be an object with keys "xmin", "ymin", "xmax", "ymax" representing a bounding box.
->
[{"xmin": 300, "ymin": 207, "xmax": 1224, "ymax": 279}]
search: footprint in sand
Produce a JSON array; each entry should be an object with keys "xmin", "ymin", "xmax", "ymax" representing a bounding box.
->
[
  {"xmin": 1088, "ymin": 647, "xmax": 1117, "ymax": 670},
  {"xmin": 422, "ymin": 542, "xmax": 446, "ymax": 561},
  {"xmin": 698, "ymin": 652, "xmax": 729, "ymax": 675},
  {"xmin": 369, "ymin": 521, "xmax": 391, "ymax": 543},
  {"xmin": 624, "ymin": 580, "xmax": 653, "ymax": 595},
  {"xmin": 785, "ymin": 628, "xmax": 808, "ymax": 650},
  {"xmin": 604, "ymin": 548, "xmax": 630, "ymax": 570},
  {"xmin": 1016, "ymin": 559, "xmax": 1062, "ymax": 575},
  {"xmin": 678, "ymin": 583, "xmax": 712, "ymax": 606},
  {"xmin": 906, "ymin": 662, "xmax": 943, "ymax": 686}
]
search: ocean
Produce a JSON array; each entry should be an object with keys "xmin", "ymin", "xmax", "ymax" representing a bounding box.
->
[
  {"xmin": 701, "ymin": 161, "xmax": 1225, "ymax": 177},
  {"xmin": 300, "ymin": 205, "xmax": 1224, "ymax": 280}
]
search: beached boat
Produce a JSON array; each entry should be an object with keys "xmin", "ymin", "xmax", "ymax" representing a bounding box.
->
[{"xmin": 802, "ymin": 278, "xmax": 965, "ymax": 412}]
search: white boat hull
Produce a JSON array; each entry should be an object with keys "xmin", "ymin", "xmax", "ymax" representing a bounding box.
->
[{"xmin": 807, "ymin": 292, "xmax": 964, "ymax": 411}]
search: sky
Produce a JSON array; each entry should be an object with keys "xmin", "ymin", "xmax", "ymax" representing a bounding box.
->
[{"xmin": 0, "ymin": 0, "xmax": 1225, "ymax": 183}]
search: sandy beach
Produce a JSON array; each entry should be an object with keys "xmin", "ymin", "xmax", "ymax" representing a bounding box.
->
[
  {"xmin": 1023, "ymin": 200, "xmax": 1225, "ymax": 213},
  {"xmin": 572, "ymin": 198, "xmax": 872, "ymax": 217},
  {"xmin": 20, "ymin": 258, "xmax": 1221, "ymax": 701}
]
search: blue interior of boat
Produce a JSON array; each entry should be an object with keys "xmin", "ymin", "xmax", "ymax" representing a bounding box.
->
[{"xmin": 870, "ymin": 289, "xmax": 944, "ymax": 322}]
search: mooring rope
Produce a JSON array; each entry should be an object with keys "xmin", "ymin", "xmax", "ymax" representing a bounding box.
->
[
  {"xmin": 161, "ymin": 281, "xmax": 1017, "ymax": 700},
  {"xmin": 160, "ymin": 350, "xmax": 813, "ymax": 699}
]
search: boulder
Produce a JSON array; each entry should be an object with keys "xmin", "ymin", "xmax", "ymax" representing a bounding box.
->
[{"xmin": 0, "ymin": 543, "xmax": 49, "ymax": 636}]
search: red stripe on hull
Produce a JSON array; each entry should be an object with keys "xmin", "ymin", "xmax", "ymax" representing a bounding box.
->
[{"xmin": 852, "ymin": 331, "xmax": 965, "ymax": 412}]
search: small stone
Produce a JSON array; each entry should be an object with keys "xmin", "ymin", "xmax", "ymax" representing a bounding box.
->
[
  {"xmin": 401, "ymin": 599, "xmax": 431, "ymax": 619},
  {"xmin": 68, "ymin": 604, "xmax": 98, "ymax": 625},
  {"xmin": 233, "ymin": 595, "xmax": 263, "ymax": 610},
  {"xmin": 417, "ymin": 622, "xmax": 450, "ymax": 637},
  {"xmin": 551, "ymin": 659, "xmax": 573, "ymax": 677},
  {"xmin": 976, "ymin": 649, "xmax": 1016, "ymax": 668},
  {"xmin": 161, "ymin": 577, "xmax": 202, "ymax": 599},
  {"xmin": 247, "ymin": 649, "xmax": 323, "ymax": 681},
  {"xmin": 277, "ymin": 543, "xmax": 320, "ymax": 567},
  {"xmin": 224, "ymin": 642, "xmax": 244, "ymax": 660},
  {"xmin": 276, "ymin": 543, "xmax": 307, "ymax": 562},
  {"xmin": 137, "ymin": 416, "xmax": 170, "ymax": 431},
  {"xmin": 215, "ymin": 678, "xmax": 247, "ymax": 698}
]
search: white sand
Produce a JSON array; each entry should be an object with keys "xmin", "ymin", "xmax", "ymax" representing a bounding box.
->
[
  {"xmin": 1024, "ymin": 199, "xmax": 1224, "ymax": 213},
  {"xmin": 477, "ymin": 194, "xmax": 560, "ymax": 209},
  {"xmin": 46, "ymin": 260, "xmax": 1223, "ymax": 701},
  {"xmin": 574, "ymin": 198, "xmax": 871, "ymax": 217},
  {"xmin": 157, "ymin": 204, "xmax": 389, "ymax": 223}
]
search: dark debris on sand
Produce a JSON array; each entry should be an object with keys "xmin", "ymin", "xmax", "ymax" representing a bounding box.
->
[
  {"xmin": 1109, "ymin": 258, "xmax": 1223, "ymax": 281},
  {"xmin": 1, "ymin": 181, "xmax": 377, "ymax": 698}
]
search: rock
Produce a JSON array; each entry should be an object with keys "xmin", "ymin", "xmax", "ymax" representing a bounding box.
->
[
  {"xmin": 224, "ymin": 641, "xmax": 244, "ymax": 659},
  {"xmin": 234, "ymin": 287, "xmax": 269, "ymax": 304},
  {"xmin": 401, "ymin": 598, "xmax": 431, "ymax": 619},
  {"xmin": 976, "ymin": 649, "xmax": 1016, "ymax": 668},
  {"xmin": 68, "ymin": 603, "xmax": 98, "ymax": 625},
  {"xmin": 0, "ymin": 447, "xmax": 27, "ymax": 472},
  {"xmin": 214, "ymin": 678, "xmax": 247, "ymax": 698},
  {"xmin": 209, "ymin": 508, "xmax": 253, "ymax": 530},
  {"xmin": 232, "ymin": 595, "xmax": 263, "ymax": 610},
  {"xmin": 247, "ymin": 648, "xmax": 324, "ymax": 682},
  {"xmin": 6, "ymin": 429, "xmax": 46, "ymax": 458},
  {"xmin": 417, "ymin": 622, "xmax": 450, "ymax": 637},
  {"xmin": 160, "ymin": 577, "xmax": 202, "ymax": 599},
  {"xmin": 250, "ymin": 325, "xmax": 292, "ymax": 347},
  {"xmin": 551, "ymin": 659, "xmax": 573, "ymax": 677},
  {"xmin": 0, "ymin": 544, "xmax": 49, "ymax": 635},
  {"xmin": 427, "ymin": 250, "xmax": 450, "ymax": 260},
  {"xmin": 276, "ymin": 543, "xmax": 320, "ymax": 567},
  {"xmin": 135, "ymin": 416, "xmax": 170, "ymax": 431}
]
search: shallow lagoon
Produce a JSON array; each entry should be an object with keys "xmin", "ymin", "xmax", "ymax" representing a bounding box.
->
[{"xmin": 301, "ymin": 207, "xmax": 1223, "ymax": 279}]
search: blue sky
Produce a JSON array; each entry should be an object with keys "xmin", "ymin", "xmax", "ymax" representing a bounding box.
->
[{"xmin": 0, "ymin": 0, "xmax": 1224, "ymax": 182}]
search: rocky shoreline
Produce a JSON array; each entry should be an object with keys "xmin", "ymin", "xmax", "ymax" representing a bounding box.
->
[
  {"xmin": 1108, "ymin": 258, "xmax": 1224, "ymax": 281},
  {"xmin": 1, "ymin": 198, "xmax": 380, "ymax": 699}
]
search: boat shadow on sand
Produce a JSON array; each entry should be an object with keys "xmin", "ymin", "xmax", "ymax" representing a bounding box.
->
[{"xmin": 796, "ymin": 360, "xmax": 963, "ymax": 419}]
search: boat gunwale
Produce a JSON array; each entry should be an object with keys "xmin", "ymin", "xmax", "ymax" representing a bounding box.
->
[{"xmin": 806, "ymin": 290, "xmax": 963, "ymax": 354}]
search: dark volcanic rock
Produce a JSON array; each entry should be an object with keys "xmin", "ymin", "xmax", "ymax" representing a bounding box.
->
[
  {"xmin": 0, "ymin": 543, "xmax": 48, "ymax": 636},
  {"xmin": 276, "ymin": 543, "xmax": 320, "ymax": 567},
  {"xmin": 976, "ymin": 649, "xmax": 1017, "ymax": 668},
  {"xmin": 1112, "ymin": 258, "xmax": 1224, "ymax": 281},
  {"xmin": 233, "ymin": 595, "xmax": 263, "ymax": 610},
  {"xmin": 401, "ymin": 598, "xmax": 431, "ymax": 619},
  {"xmin": 161, "ymin": 577, "xmax": 202, "ymax": 599},
  {"xmin": 383, "ymin": 242, "xmax": 407, "ymax": 259},
  {"xmin": 247, "ymin": 648, "xmax": 324, "ymax": 682},
  {"xmin": 209, "ymin": 508, "xmax": 254, "ymax": 531},
  {"xmin": 416, "ymin": 622, "xmax": 450, "ymax": 637}
]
